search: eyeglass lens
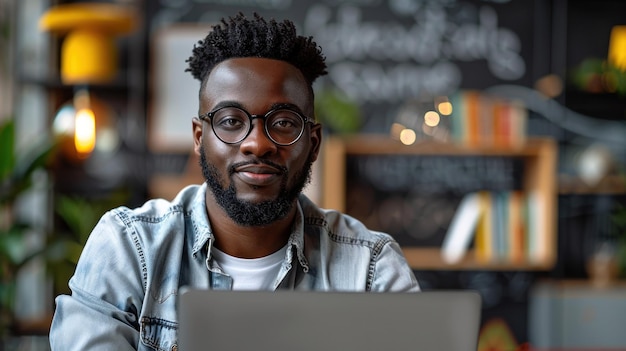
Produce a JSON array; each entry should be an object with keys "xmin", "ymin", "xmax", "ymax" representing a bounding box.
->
[{"xmin": 211, "ymin": 107, "xmax": 305, "ymax": 145}]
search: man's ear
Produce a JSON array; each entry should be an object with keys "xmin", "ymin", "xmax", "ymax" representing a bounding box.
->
[
  {"xmin": 192, "ymin": 117, "xmax": 203, "ymax": 156},
  {"xmin": 309, "ymin": 123, "xmax": 323, "ymax": 163}
]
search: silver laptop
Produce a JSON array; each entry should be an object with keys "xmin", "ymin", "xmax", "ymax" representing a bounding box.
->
[{"xmin": 178, "ymin": 289, "xmax": 482, "ymax": 351}]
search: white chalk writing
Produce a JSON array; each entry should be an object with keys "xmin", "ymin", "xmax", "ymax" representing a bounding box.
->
[{"xmin": 305, "ymin": 3, "xmax": 525, "ymax": 102}]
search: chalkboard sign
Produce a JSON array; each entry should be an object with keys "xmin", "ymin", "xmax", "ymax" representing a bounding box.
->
[
  {"xmin": 146, "ymin": 0, "xmax": 551, "ymax": 133},
  {"xmin": 344, "ymin": 152, "xmax": 524, "ymax": 247},
  {"xmin": 346, "ymin": 186, "xmax": 464, "ymax": 247},
  {"xmin": 347, "ymin": 154, "xmax": 524, "ymax": 194}
]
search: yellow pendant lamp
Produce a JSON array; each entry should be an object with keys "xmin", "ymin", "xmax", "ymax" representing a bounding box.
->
[{"xmin": 38, "ymin": 2, "xmax": 138, "ymax": 84}]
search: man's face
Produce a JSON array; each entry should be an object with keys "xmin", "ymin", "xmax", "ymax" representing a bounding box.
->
[{"xmin": 193, "ymin": 57, "xmax": 322, "ymax": 226}]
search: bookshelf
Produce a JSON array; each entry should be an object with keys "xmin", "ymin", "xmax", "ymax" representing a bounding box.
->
[{"xmin": 320, "ymin": 135, "xmax": 557, "ymax": 271}]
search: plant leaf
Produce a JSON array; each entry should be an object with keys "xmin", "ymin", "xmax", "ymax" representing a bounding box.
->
[
  {"xmin": 0, "ymin": 138, "xmax": 56, "ymax": 205},
  {"xmin": 0, "ymin": 120, "xmax": 15, "ymax": 181},
  {"xmin": 0, "ymin": 223, "xmax": 32, "ymax": 266}
]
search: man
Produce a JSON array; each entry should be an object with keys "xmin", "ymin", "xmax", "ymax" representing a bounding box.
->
[{"xmin": 49, "ymin": 13, "xmax": 419, "ymax": 350}]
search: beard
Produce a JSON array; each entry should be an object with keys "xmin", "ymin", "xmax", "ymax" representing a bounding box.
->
[{"xmin": 199, "ymin": 147, "xmax": 313, "ymax": 226}]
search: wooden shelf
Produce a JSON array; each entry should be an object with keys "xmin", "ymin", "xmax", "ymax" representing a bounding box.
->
[
  {"xmin": 402, "ymin": 247, "xmax": 554, "ymax": 271},
  {"xmin": 320, "ymin": 134, "xmax": 558, "ymax": 271},
  {"xmin": 559, "ymin": 174, "xmax": 626, "ymax": 195},
  {"xmin": 328, "ymin": 134, "xmax": 550, "ymax": 157}
]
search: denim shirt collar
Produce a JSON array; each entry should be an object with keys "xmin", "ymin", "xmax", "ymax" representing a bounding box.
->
[
  {"xmin": 286, "ymin": 197, "xmax": 310, "ymax": 273},
  {"xmin": 187, "ymin": 183, "xmax": 213, "ymax": 257},
  {"xmin": 189, "ymin": 183, "xmax": 310, "ymax": 273}
]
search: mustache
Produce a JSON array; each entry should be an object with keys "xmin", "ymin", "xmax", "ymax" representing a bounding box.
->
[{"xmin": 228, "ymin": 158, "xmax": 288, "ymax": 176}]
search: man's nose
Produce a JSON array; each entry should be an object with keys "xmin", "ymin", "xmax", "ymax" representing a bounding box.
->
[{"xmin": 239, "ymin": 119, "xmax": 277, "ymax": 157}]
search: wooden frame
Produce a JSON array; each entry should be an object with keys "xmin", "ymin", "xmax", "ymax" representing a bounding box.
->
[{"xmin": 320, "ymin": 135, "xmax": 557, "ymax": 270}]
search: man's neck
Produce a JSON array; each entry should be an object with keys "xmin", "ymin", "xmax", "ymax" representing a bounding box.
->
[{"xmin": 205, "ymin": 198, "xmax": 296, "ymax": 259}]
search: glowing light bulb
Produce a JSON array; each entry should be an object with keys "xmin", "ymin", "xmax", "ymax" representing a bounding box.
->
[
  {"xmin": 424, "ymin": 111, "xmax": 441, "ymax": 127},
  {"xmin": 399, "ymin": 128, "xmax": 416, "ymax": 145},
  {"xmin": 437, "ymin": 101, "xmax": 453, "ymax": 115},
  {"xmin": 75, "ymin": 107, "xmax": 96, "ymax": 155}
]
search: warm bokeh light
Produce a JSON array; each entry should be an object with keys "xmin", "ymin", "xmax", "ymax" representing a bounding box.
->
[
  {"xmin": 53, "ymin": 90, "xmax": 119, "ymax": 160},
  {"xmin": 424, "ymin": 111, "xmax": 441, "ymax": 127},
  {"xmin": 534, "ymin": 74, "xmax": 563, "ymax": 98},
  {"xmin": 437, "ymin": 101, "xmax": 453, "ymax": 115},
  {"xmin": 399, "ymin": 128, "xmax": 416, "ymax": 145},
  {"xmin": 74, "ymin": 108, "xmax": 96, "ymax": 155}
]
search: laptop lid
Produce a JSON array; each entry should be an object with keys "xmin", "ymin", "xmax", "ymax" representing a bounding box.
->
[{"xmin": 178, "ymin": 289, "xmax": 481, "ymax": 351}]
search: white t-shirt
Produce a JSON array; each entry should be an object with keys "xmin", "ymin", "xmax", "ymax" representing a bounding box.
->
[{"xmin": 211, "ymin": 245, "xmax": 287, "ymax": 290}]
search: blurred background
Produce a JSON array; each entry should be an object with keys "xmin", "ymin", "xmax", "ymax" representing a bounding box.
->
[{"xmin": 1, "ymin": 0, "xmax": 625, "ymax": 350}]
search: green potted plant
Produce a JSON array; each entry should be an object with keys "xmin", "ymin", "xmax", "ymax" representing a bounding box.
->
[{"xmin": 0, "ymin": 119, "xmax": 55, "ymax": 341}]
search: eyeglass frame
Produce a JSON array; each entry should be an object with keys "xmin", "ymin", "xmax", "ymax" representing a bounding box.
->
[{"xmin": 198, "ymin": 103, "xmax": 316, "ymax": 146}]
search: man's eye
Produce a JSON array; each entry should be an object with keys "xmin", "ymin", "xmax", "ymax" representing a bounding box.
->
[
  {"xmin": 272, "ymin": 119, "xmax": 297, "ymax": 129},
  {"xmin": 217, "ymin": 117, "xmax": 245, "ymax": 129},
  {"xmin": 269, "ymin": 111, "xmax": 302, "ymax": 131}
]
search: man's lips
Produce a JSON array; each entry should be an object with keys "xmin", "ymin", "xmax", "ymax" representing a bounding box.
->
[{"xmin": 234, "ymin": 164, "xmax": 282, "ymax": 186}]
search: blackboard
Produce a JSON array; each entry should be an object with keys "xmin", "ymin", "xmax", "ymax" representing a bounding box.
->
[
  {"xmin": 146, "ymin": 0, "xmax": 551, "ymax": 133},
  {"xmin": 344, "ymin": 153, "xmax": 524, "ymax": 247}
]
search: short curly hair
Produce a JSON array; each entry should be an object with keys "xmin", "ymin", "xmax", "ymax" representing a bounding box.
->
[{"xmin": 186, "ymin": 12, "xmax": 327, "ymax": 89}]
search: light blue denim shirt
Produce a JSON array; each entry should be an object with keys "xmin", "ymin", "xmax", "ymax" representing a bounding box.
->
[{"xmin": 49, "ymin": 183, "xmax": 419, "ymax": 351}]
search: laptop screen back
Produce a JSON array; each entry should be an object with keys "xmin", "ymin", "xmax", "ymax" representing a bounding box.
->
[{"xmin": 178, "ymin": 289, "xmax": 481, "ymax": 351}]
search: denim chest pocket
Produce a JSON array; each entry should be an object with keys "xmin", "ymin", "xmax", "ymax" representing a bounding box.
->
[{"xmin": 140, "ymin": 316, "xmax": 179, "ymax": 351}]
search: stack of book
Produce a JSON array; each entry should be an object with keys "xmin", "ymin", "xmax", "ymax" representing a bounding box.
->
[
  {"xmin": 449, "ymin": 90, "xmax": 528, "ymax": 148},
  {"xmin": 442, "ymin": 190, "xmax": 546, "ymax": 265}
]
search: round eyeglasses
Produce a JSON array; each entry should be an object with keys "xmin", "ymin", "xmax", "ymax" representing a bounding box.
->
[{"xmin": 198, "ymin": 105, "xmax": 314, "ymax": 146}]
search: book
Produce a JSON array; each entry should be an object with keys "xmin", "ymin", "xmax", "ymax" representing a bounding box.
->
[
  {"xmin": 474, "ymin": 191, "xmax": 494, "ymax": 263},
  {"xmin": 465, "ymin": 91, "xmax": 480, "ymax": 147},
  {"xmin": 508, "ymin": 191, "xmax": 525, "ymax": 263},
  {"xmin": 526, "ymin": 190, "xmax": 546, "ymax": 263},
  {"xmin": 493, "ymin": 191, "xmax": 510, "ymax": 261},
  {"xmin": 441, "ymin": 192, "xmax": 482, "ymax": 264}
]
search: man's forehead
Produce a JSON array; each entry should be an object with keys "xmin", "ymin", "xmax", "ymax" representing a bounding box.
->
[{"xmin": 201, "ymin": 57, "xmax": 313, "ymax": 112}]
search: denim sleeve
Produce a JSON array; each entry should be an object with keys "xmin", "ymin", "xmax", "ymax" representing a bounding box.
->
[
  {"xmin": 370, "ymin": 239, "xmax": 420, "ymax": 292},
  {"xmin": 49, "ymin": 210, "xmax": 144, "ymax": 350}
]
